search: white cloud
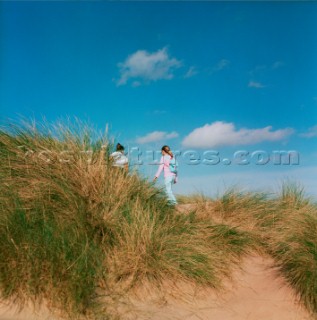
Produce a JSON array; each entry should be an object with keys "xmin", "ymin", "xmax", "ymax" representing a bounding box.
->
[
  {"xmin": 136, "ymin": 131, "xmax": 179, "ymax": 144},
  {"xmin": 182, "ymin": 121, "xmax": 294, "ymax": 148},
  {"xmin": 249, "ymin": 61, "xmax": 284, "ymax": 82},
  {"xmin": 116, "ymin": 47, "xmax": 181, "ymax": 86},
  {"xmin": 211, "ymin": 59, "xmax": 230, "ymax": 73},
  {"xmin": 184, "ymin": 66, "xmax": 198, "ymax": 78},
  {"xmin": 248, "ymin": 81, "xmax": 266, "ymax": 88},
  {"xmin": 250, "ymin": 61, "xmax": 284, "ymax": 75},
  {"xmin": 299, "ymin": 125, "xmax": 317, "ymax": 138}
]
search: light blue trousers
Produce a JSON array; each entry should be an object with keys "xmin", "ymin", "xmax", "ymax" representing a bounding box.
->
[{"xmin": 164, "ymin": 176, "xmax": 177, "ymax": 205}]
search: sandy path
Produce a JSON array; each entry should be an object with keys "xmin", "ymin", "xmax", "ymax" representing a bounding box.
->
[
  {"xmin": 0, "ymin": 257, "xmax": 314, "ymax": 320},
  {"xmin": 126, "ymin": 255, "xmax": 314, "ymax": 320},
  {"xmin": 0, "ymin": 300, "xmax": 63, "ymax": 320}
]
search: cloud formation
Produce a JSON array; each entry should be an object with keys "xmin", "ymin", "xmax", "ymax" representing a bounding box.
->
[
  {"xmin": 250, "ymin": 61, "xmax": 285, "ymax": 75},
  {"xmin": 136, "ymin": 131, "xmax": 179, "ymax": 144},
  {"xmin": 117, "ymin": 47, "xmax": 181, "ymax": 86},
  {"xmin": 299, "ymin": 125, "xmax": 317, "ymax": 138},
  {"xmin": 214, "ymin": 59, "xmax": 230, "ymax": 71},
  {"xmin": 210, "ymin": 59, "xmax": 230, "ymax": 74},
  {"xmin": 248, "ymin": 61, "xmax": 284, "ymax": 85},
  {"xmin": 182, "ymin": 121, "xmax": 294, "ymax": 148},
  {"xmin": 184, "ymin": 66, "xmax": 198, "ymax": 78},
  {"xmin": 248, "ymin": 81, "xmax": 266, "ymax": 88}
]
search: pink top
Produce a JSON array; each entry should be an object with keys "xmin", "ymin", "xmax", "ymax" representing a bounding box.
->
[{"xmin": 155, "ymin": 155, "xmax": 177, "ymax": 178}]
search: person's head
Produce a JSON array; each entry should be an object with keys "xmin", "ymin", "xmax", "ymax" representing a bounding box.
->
[
  {"xmin": 161, "ymin": 145, "xmax": 173, "ymax": 157},
  {"xmin": 116, "ymin": 143, "xmax": 124, "ymax": 152}
]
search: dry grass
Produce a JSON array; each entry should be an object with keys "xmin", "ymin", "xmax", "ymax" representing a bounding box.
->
[
  {"xmin": 0, "ymin": 120, "xmax": 257, "ymax": 319},
  {"xmin": 180, "ymin": 184, "xmax": 317, "ymax": 316},
  {"xmin": 1, "ymin": 119, "xmax": 316, "ymax": 318}
]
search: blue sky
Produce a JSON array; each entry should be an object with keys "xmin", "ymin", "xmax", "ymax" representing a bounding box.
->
[{"xmin": 1, "ymin": 1, "xmax": 317, "ymax": 197}]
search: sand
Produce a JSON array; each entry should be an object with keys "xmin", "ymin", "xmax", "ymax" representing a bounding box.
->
[
  {"xmin": 0, "ymin": 255, "xmax": 314, "ymax": 320},
  {"xmin": 125, "ymin": 255, "xmax": 314, "ymax": 320},
  {"xmin": 0, "ymin": 301, "xmax": 60, "ymax": 320}
]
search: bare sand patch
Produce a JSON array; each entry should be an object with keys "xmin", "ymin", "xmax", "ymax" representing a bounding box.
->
[
  {"xmin": 124, "ymin": 255, "xmax": 314, "ymax": 320},
  {"xmin": 0, "ymin": 300, "xmax": 63, "ymax": 320}
]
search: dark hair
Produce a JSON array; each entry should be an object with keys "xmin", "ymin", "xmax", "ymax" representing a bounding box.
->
[
  {"xmin": 161, "ymin": 145, "xmax": 173, "ymax": 158},
  {"xmin": 116, "ymin": 143, "xmax": 124, "ymax": 151}
]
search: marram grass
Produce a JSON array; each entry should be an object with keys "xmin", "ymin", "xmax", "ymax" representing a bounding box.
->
[
  {"xmin": 184, "ymin": 186, "xmax": 317, "ymax": 316},
  {"xmin": 0, "ymin": 120, "xmax": 316, "ymax": 319},
  {"xmin": 0, "ymin": 120, "xmax": 256, "ymax": 319}
]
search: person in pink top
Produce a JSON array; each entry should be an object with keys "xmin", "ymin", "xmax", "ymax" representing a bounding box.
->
[{"xmin": 153, "ymin": 145, "xmax": 178, "ymax": 205}]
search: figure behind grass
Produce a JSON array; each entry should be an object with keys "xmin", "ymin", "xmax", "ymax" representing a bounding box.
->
[{"xmin": 110, "ymin": 143, "xmax": 129, "ymax": 171}]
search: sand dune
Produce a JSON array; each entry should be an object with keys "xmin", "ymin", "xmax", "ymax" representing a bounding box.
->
[
  {"xmin": 0, "ymin": 255, "xmax": 314, "ymax": 320},
  {"xmin": 126, "ymin": 255, "xmax": 314, "ymax": 320}
]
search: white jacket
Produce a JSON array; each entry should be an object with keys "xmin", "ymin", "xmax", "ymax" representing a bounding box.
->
[{"xmin": 110, "ymin": 151, "xmax": 128, "ymax": 168}]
